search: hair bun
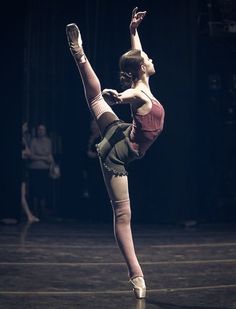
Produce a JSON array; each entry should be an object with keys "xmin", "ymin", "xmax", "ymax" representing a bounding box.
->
[{"xmin": 120, "ymin": 71, "xmax": 133, "ymax": 89}]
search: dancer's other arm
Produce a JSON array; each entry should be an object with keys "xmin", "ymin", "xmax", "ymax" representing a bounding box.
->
[{"xmin": 102, "ymin": 88, "xmax": 146, "ymax": 106}]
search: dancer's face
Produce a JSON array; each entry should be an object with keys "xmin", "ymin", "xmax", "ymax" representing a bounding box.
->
[{"xmin": 141, "ymin": 51, "xmax": 155, "ymax": 76}]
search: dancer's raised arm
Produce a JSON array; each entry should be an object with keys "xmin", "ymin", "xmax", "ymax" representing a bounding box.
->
[
  {"xmin": 102, "ymin": 8, "xmax": 147, "ymax": 105},
  {"xmin": 129, "ymin": 7, "xmax": 146, "ymax": 50}
]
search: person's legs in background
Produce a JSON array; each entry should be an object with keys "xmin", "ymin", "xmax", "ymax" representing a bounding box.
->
[{"xmin": 21, "ymin": 181, "xmax": 39, "ymax": 223}]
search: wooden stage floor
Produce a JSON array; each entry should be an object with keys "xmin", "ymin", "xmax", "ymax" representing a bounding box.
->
[{"xmin": 0, "ymin": 220, "xmax": 236, "ymax": 308}]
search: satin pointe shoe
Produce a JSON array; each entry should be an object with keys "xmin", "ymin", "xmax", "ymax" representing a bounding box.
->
[
  {"xmin": 130, "ymin": 276, "xmax": 146, "ymax": 299},
  {"xmin": 66, "ymin": 23, "xmax": 85, "ymax": 60},
  {"xmin": 66, "ymin": 23, "xmax": 82, "ymax": 48}
]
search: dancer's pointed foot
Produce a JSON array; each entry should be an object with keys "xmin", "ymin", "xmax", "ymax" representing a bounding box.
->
[
  {"xmin": 66, "ymin": 23, "xmax": 85, "ymax": 61},
  {"xmin": 66, "ymin": 23, "xmax": 82, "ymax": 47},
  {"xmin": 130, "ymin": 276, "xmax": 146, "ymax": 299}
]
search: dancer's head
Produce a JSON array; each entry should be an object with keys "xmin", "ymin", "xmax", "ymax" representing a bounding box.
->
[{"xmin": 119, "ymin": 49, "xmax": 155, "ymax": 89}]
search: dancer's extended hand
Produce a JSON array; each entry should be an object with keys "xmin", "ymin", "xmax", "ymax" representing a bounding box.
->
[
  {"xmin": 102, "ymin": 89, "xmax": 121, "ymax": 105},
  {"xmin": 130, "ymin": 7, "xmax": 147, "ymax": 31}
]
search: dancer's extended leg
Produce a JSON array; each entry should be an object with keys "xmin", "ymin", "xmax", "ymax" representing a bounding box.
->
[{"xmin": 66, "ymin": 23, "xmax": 118, "ymax": 135}]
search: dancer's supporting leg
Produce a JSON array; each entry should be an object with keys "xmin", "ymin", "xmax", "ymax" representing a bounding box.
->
[
  {"xmin": 100, "ymin": 167, "xmax": 143, "ymax": 278},
  {"xmin": 100, "ymin": 166, "xmax": 146, "ymax": 298}
]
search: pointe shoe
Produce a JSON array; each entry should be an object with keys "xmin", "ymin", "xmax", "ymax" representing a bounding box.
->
[
  {"xmin": 130, "ymin": 276, "xmax": 146, "ymax": 299},
  {"xmin": 66, "ymin": 23, "xmax": 84, "ymax": 59}
]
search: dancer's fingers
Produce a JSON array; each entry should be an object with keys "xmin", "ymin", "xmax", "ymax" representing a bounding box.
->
[
  {"xmin": 131, "ymin": 7, "xmax": 138, "ymax": 18},
  {"xmin": 136, "ymin": 11, "xmax": 147, "ymax": 20}
]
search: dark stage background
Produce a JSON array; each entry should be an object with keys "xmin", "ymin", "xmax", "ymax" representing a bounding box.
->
[{"xmin": 1, "ymin": 0, "xmax": 236, "ymax": 224}]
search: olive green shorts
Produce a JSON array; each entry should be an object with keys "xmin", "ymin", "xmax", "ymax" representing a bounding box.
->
[{"xmin": 96, "ymin": 120, "xmax": 140, "ymax": 176}]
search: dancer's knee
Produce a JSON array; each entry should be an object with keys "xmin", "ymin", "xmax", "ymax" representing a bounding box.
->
[
  {"xmin": 89, "ymin": 93, "xmax": 116, "ymax": 120},
  {"xmin": 116, "ymin": 208, "xmax": 131, "ymax": 225},
  {"xmin": 111, "ymin": 199, "xmax": 131, "ymax": 224}
]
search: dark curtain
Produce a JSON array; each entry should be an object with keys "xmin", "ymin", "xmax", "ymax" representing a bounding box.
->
[
  {"xmin": 0, "ymin": 2, "xmax": 26, "ymax": 219},
  {"xmin": 196, "ymin": 0, "xmax": 236, "ymax": 222}
]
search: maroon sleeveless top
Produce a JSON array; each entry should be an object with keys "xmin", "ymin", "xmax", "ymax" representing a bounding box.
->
[{"xmin": 129, "ymin": 91, "xmax": 165, "ymax": 156}]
